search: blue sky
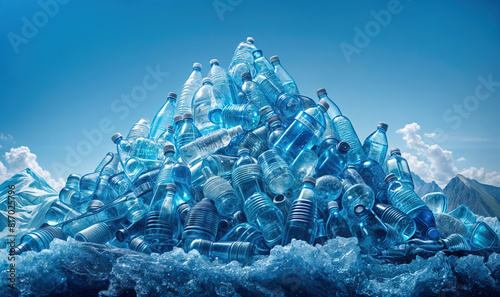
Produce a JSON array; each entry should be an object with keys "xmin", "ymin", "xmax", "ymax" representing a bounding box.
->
[{"xmin": 0, "ymin": 0, "xmax": 499, "ymax": 189}]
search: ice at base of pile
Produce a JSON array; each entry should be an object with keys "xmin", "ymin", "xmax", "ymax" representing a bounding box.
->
[{"xmin": 2, "ymin": 234, "xmax": 500, "ymax": 296}]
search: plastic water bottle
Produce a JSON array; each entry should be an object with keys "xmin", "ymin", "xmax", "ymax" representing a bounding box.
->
[
  {"xmin": 341, "ymin": 174, "xmax": 375, "ymax": 224},
  {"xmin": 179, "ymin": 126, "xmax": 244, "ymax": 165},
  {"xmin": 219, "ymin": 103, "xmax": 260, "ymax": 131},
  {"xmin": 208, "ymin": 59, "xmax": 237, "ymax": 104},
  {"xmin": 326, "ymin": 201, "xmax": 352, "ymax": 239},
  {"xmin": 14, "ymin": 226, "xmax": 67, "ymax": 255},
  {"xmin": 283, "ymin": 177, "xmax": 318, "ymax": 245},
  {"xmin": 191, "ymin": 154, "xmax": 238, "ymax": 189},
  {"xmin": 449, "ymin": 204, "xmax": 477, "ymax": 228},
  {"xmin": 386, "ymin": 148, "xmax": 414, "ymax": 190},
  {"xmin": 90, "ymin": 153, "xmax": 119, "ymax": 204},
  {"xmin": 158, "ymin": 124, "xmax": 176, "ymax": 148},
  {"xmin": 75, "ymin": 220, "xmax": 122, "ymax": 244},
  {"xmin": 126, "ymin": 118, "xmax": 150, "ymax": 141},
  {"xmin": 274, "ymin": 99, "xmax": 329, "ymax": 160},
  {"xmin": 316, "ymin": 89, "xmax": 342, "ymax": 120},
  {"xmin": 176, "ymin": 63, "xmax": 203, "ymax": 117},
  {"xmin": 45, "ymin": 200, "xmax": 82, "ymax": 226},
  {"xmin": 148, "ymin": 92, "xmax": 177, "ymax": 140},
  {"xmin": 258, "ymin": 149, "xmax": 295, "ymax": 194},
  {"xmin": 174, "ymin": 112, "xmax": 202, "ymax": 152},
  {"xmin": 202, "ymin": 167, "xmax": 242, "ymax": 217},
  {"xmin": 252, "ymin": 49, "xmax": 285, "ymax": 94},
  {"xmin": 150, "ymin": 143, "xmax": 176, "ymax": 202},
  {"xmin": 363, "ymin": 122, "xmax": 389, "ymax": 166},
  {"xmin": 108, "ymin": 172, "xmax": 132, "ymax": 199},
  {"xmin": 128, "ymin": 236, "xmax": 153, "ymax": 254},
  {"xmin": 372, "ymin": 203, "xmax": 416, "ymax": 241},
  {"xmin": 422, "ymin": 192, "xmax": 448, "ymax": 215},
  {"xmin": 241, "ymin": 72, "xmax": 271, "ymax": 111},
  {"xmin": 144, "ymin": 183, "xmax": 178, "ymax": 252},
  {"xmin": 352, "ymin": 205, "xmax": 399, "ymax": 254},
  {"xmin": 358, "ymin": 159, "xmax": 389, "ymax": 204},
  {"xmin": 219, "ymin": 222, "xmax": 270, "ymax": 255},
  {"xmin": 386, "ymin": 174, "xmax": 439, "ymax": 239},
  {"xmin": 172, "ymin": 162, "xmax": 193, "ymax": 204},
  {"xmin": 468, "ymin": 221, "xmax": 499, "ymax": 248},
  {"xmin": 191, "ymin": 78, "xmax": 226, "ymax": 136},
  {"xmin": 408, "ymin": 233, "xmax": 471, "ymax": 252},
  {"xmin": 266, "ymin": 115, "xmax": 286, "ymax": 148},
  {"xmin": 244, "ymin": 192, "xmax": 285, "ymax": 247},
  {"xmin": 270, "ymin": 55, "xmax": 299, "ymax": 94},
  {"xmin": 290, "ymin": 149, "xmax": 318, "ymax": 189},
  {"xmin": 181, "ymin": 198, "xmax": 219, "ymax": 250},
  {"xmin": 189, "ymin": 239, "xmax": 256, "ymax": 264},
  {"xmin": 115, "ymin": 217, "xmax": 146, "ymax": 242},
  {"xmin": 59, "ymin": 174, "xmax": 81, "ymax": 206},
  {"xmin": 231, "ymin": 148, "xmax": 265, "ymax": 201},
  {"xmin": 228, "ymin": 37, "xmax": 257, "ymax": 88},
  {"xmin": 237, "ymin": 125, "xmax": 269, "ymax": 158},
  {"xmin": 316, "ymin": 141, "xmax": 350, "ymax": 177},
  {"xmin": 133, "ymin": 167, "xmax": 161, "ymax": 205},
  {"xmin": 332, "ymin": 115, "xmax": 365, "ymax": 166},
  {"xmin": 112, "ymin": 132, "xmax": 134, "ymax": 170},
  {"xmin": 315, "ymin": 218, "xmax": 328, "ymax": 245}
]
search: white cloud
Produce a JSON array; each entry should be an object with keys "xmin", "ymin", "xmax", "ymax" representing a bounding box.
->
[
  {"xmin": 457, "ymin": 157, "xmax": 466, "ymax": 162},
  {"xmin": 0, "ymin": 132, "xmax": 15, "ymax": 143},
  {"xmin": 0, "ymin": 146, "xmax": 65, "ymax": 190},
  {"xmin": 396, "ymin": 123, "xmax": 500, "ymax": 187}
]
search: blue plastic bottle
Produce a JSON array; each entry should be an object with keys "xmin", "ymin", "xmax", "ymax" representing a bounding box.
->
[
  {"xmin": 228, "ymin": 37, "xmax": 257, "ymax": 88},
  {"xmin": 189, "ymin": 239, "xmax": 256, "ymax": 264},
  {"xmin": 363, "ymin": 122, "xmax": 389, "ymax": 166},
  {"xmin": 316, "ymin": 88, "xmax": 342, "ymax": 121},
  {"xmin": 219, "ymin": 222, "xmax": 270, "ymax": 255},
  {"xmin": 332, "ymin": 115, "xmax": 365, "ymax": 166},
  {"xmin": 176, "ymin": 63, "xmax": 203, "ymax": 117},
  {"xmin": 191, "ymin": 78, "xmax": 226, "ymax": 136},
  {"xmin": 352, "ymin": 205, "xmax": 399, "ymax": 254},
  {"xmin": 422, "ymin": 192, "xmax": 448, "ymax": 215},
  {"xmin": 258, "ymin": 149, "xmax": 295, "ymax": 194},
  {"xmin": 14, "ymin": 226, "xmax": 67, "ymax": 255},
  {"xmin": 148, "ymin": 92, "xmax": 177, "ymax": 140},
  {"xmin": 244, "ymin": 192, "xmax": 285, "ymax": 247},
  {"xmin": 172, "ymin": 162, "xmax": 193, "ymax": 204},
  {"xmin": 449, "ymin": 204, "xmax": 477, "ymax": 228},
  {"xmin": 266, "ymin": 115, "xmax": 286, "ymax": 148},
  {"xmin": 202, "ymin": 167, "xmax": 242, "ymax": 217},
  {"xmin": 386, "ymin": 148, "xmax": 414, "ymax": 190},
  {"xmin": 341, "ymin": 176, "xmax": 375, "ymax": 225},
  {"xmin": 208, "ymin": 59, "xmax": 237, "ymax": 104},
  {"xmin": 241, "ymin": 72, "xmax": 271, "ymax": 111},
  {"xmin": 358, "ymin": 159, "xmax": 389, "ymax": 204},
  {"xmin": 219, "ymin": 103, "xmax": 260, "ymax": 131},
  {"xmin": 125, "ymin": 118, "xmax": 150, "ymax": 141},
  {"xmin": 59, "ymin": 174, "xmax": 81, "ymax": 206},
  {"xmin": 151, "ymin": 143, "xmax": 176, "ymax": 201},
  {"xmin": 326, "ymin": 201, "xmax": 352, "ymax": 239},
  {"xmin": 175, "ymin": 112, "xmax": 202, "ymax": 152},
  {"xmin": 316, "ymin": 141, "xmax": 350, "ymax": 177},
  {"xmin": 270, "ymin": 55, "xmax": 299, "ymax": 94},
  {"xmin": 181, "ymin": 198, "xmax": 220, "ymax": 250},
  {"xmin": 372, "ymin": 203, "xmax": 416, "ymax": 241},
  {"xmin": 231, "ymin": 148, "xmax": 265, "ymax": 201}
]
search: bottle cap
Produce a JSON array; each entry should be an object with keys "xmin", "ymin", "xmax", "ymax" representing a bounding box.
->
[
  {"xmin": 317, "ymin": 99, "xmax": 330, "ymax": 111},
  {"xmin": 266, "ymin": 115, "xmax": 281, "ymax": 125},
  {"xmin": 303, "ymin": 176, "xmax": 316, "ymax": 185},
  {"xmin": 246, "ymin": 37, "xmax": 254, "ymax": 44},
  {"xmin": 337, "ymin": 141, "xmax": 350, "ymax": 154},
  {"xmin": 163, "ymin": 142, "xmax": 175, "ymax": 155},
  {"xmin": 165, "ymin": 183, "xmax": 176, "ymax": 192},
  {"xmin": 166, "ymin": 125, "xmax": 175, "ymax": 132},
  {"xmin": 390, "ymin": 148, "xmax": 401, "ymax": 155},
  {"xmin": 237, "ymin": 148, "xmax": 250, "ymax": 156},
  {"xmin": 378, "ymin": 122, "xmax": 388, "ymax": 131},
  {"xmin": 183, "ymin": 112, "xmax": 194, "ymax": 120},
  {"xmin": 259, "ymin": 105, "xmax": 273, "ymax": 116},
  {"xmin": 202, "ymin": 78, "xmax": 212, "ymax": 84},
  {"xmin": 193, "ymin": 62, "xmax": 202, "ymax": 70},
  {"xmin": 327, "ymin": 201, "xmax": 339, "ymax": 210},
  {"xmin": 173, "ymin": 115, "xmax": 183, "ymax": 124},
  {"xmin": 115, "ymin": 229, "xmax": 129, "ymax": 242},
  {"xmin": 273, "ymin": 194, "xmax": 286, "ymax": 203},
  {"xmin": 167, "ymin": 92, "xmax": 177, "ymax": 99},
  {"xmin": 426, "ymin": 228, "xmax": 440, "ymax": 240},
  {"xmin": 210, "ymin": 59, "xmax": 219, "ymax": 66},
  {"xmin": 241, "ymin": 72, "xmax": 252, "ymax": 81},
  {"xmin": 316, "ymin": 88, "xmax": 327, "ymax": 97},
  {"xmin": 384, "ymin": 173, "xmax": 397, "ymax": 184},
  {"xmin": 218, "ymin": 219, "xmax": 231, "ymax": 231},
  {"xmin": 270, "ymin": 55, "xmax": 280, "ymax": 63},
  {"xmin": 354, "ymin": 204, "xmax": 366, "ymax": 215},
  {"xmin": 111, "ymin": 133, "xmax": 122, "ymax": 143}
]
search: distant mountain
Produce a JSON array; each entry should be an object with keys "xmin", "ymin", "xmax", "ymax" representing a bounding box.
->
[
  {"xmin": 412, "ymin": 172, "xmax": 442, "ymax": 197},
  {"xmin": 444, "ymin": 174, "xmax": 500, "ymax": 218},
  {"xmin": 0, "ymin": 168, "xmax": 58, "ymax": 230}
]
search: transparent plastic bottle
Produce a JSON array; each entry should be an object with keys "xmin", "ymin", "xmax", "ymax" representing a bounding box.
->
[
  {"xmin": 231, "ymin": 148, "xmax": 265, "ymax": 201},
  {"xmin": 175, "ymin": 112, "xmax": 202, "ymax": 152},
  {"xmin": 112, "ymin": 132, "xmax": 134, "ymax": 170},
  {"xmin": 191, "ymin": 154, "xmax": 238, "ymax": 188},
  {"xmin": 326, "ymin": 201, "xmax": 352, "ymax": 239},
  {"xmin": 158, "ymin": 124, "xmax": 176, "ymax": 147},
  {"xmin": 314, "ymin": 175, "xmax": 343, "ymax": 217},
  {"xmin": 176, "ymin": 63, "xmax": 203, "ymax": 117},
  {"xmin": 179, "ymin": 126, "xmax": 244, "ymax": 165},
  {"xmin": 75, "ymin": 219, "xmax": 122, "ymax": 244},
  {"xmin": 408, "ymin": 233, "xmax": 471, "ymax": 252},
  {"xmin": 59, "ymin": 174, "xmax": 81, "ymax": 206},
  {"xmin": 449, "ymin": 204, "xmax": 477, "ymax": 228},
  {"xmin": 266, "ymin": 115, "xmax": 286, "ymax": 148},
  {"xmin": 219, "ymin": 103, "xmax": 260, "ymax": 131},
  {"xmin": 144, "ymin": 183, "xmax": 178, "ymax": 252},
  {"xmin": 189, "ymin": 239, "xmax": 256, "ymax": 264},
  {"xmin": 14, "ymin": 226, "xmax": 67, "ymax": 255},
  {"xmin": 191, "ymin": 78, "xmax": 226, "ymax": 136},
  {"xmin": 353, "ymin": 205, "xmax": 399, "ymax": 254},
  {"xmin": 258, "ymin": 149, "xmax": 295, "ymax": 194},
  {"xmin": 332, "ymin": 115, "xmax": 365, "ymax": 166},
  {"xmin": 316, "ymin": 88, "xmax": 342, "ymax": 121},
  {"xmin": 241, "ymin": 72, "xmax": 271, "ymax": 111},
  {"xmin": 172, "ymin": 162, "xmax": 193, "ymax": 204},
  {"xmin": 115, "ymin": 217, "xmax": 146, "ymax": 243},
  {"xmin": 126, "ymin": 118, "xmax": 150, "ymax": 141},
  {"xmin": 372, "ymin": 203, "xmax": 416, "ymax": 241},
  {"xmin": 228, "ymin": 37, "xmax": 257, "ymax": 88},
  {"xmin": 132, "ymin": 167, "xmax": 161, "ymax": 205},
  {"xmin": 386, "ymin": 148, "xmax": 414, "ymax": 190},
  {"xmin": 274, "ymin": 99, "xmax": 329, "ymax": 160},
  {"xmin": 108, "ymin": 172, "xmax": 132, "ymax": 200},
  {"xmin": 315, "ymin": 218, "xmax": 328, "ymax": 245},
  {"xmin": 45, "ymin": 200, "xmax": 82, "ymax": 226},
  {"xmin": 237, "ymin": 125, "xmax": 269, "ymax": 158},
  {"xmin": 422, "ymin": 192, "xmax": 448, "ymax": 215},
  {"xmin": 282, "ymin": 177, "xmax": 318, "ymax": 245},
  {"xmin": 252, "ymin": 49, "xmax": 285, "ymax": 96},
  {"xmin": 290, "ymin": 149, "xmax": 318, "ymax": 189},
  {"xmin": 316, "ymin": 141, "xmax": 350, "ymax": 177},
  {"xmin": 202, "ymin": 167, "xmax": 242, "ymax": 217},
  {"xmin": 128, "ymin": 236, "xmax": 153, "ymax": 254},
  {"xmin": 363, "ymin": 122, "xmax": 389, "ymax": 166},
  {"xmin": 358, "ymin": 159, "xmax": 389, "ymax": 204},
  {"xmin": 273, "ymin": 193, "xmax": 291, "ymax": 218},
  {"xmin": 219, "ymin": 222, "xmax": 270, "ymax": 255},
  {"xmin": 468, "ymin": 221, "xmax": 499, "ymax": 248},
  {"xmin": 341, "ymin": 176, "xmax": 375, "ymax": 223},
  {"xmin": 150, "ymin": 143, "xmax": 176, "ymax": 204},
  {"xmin": 244, "ymin": 192, "xmax": 285, "ymax": 247},
  {"xmin": 208, "ymin": 59, "xmax": 237, "ymax": 104},
  {"xmin": 148, "ymin": 92, "xmax": 177, "ymax": 140},
  {"xmin": 181, "ymin": 198, "xmax": 219, "ymax": 251},
  {"xmin": 270, "ymin": 55, "xmax": 299, "ymax": 94}
]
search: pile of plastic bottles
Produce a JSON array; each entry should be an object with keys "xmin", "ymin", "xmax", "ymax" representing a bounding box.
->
[{"xmin": 14, "ymin": 37, "xmax": 499, "ymax": 263}]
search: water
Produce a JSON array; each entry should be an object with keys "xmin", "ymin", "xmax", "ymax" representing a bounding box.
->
[
  {"xmin": 231, "ymin": 149, "xmax": 265, "ymax": 201},
  {"xmin": 241, "ymin": 71, "xmax": 271, "ymax": 111},
  {"xmin": 316, "ymin": 141, "xmax": 349, "ymax": 177},
  {"xmin": 332, "ymin": 115, "xmax": 365, "ymax": 166},
  {"xmin": 386, "ymin": 148, "xmax": 414, "ymax": 189},
  {"xmin": 202, "ymin": 167, "xmax": 242, "ymax": 217},
  {"xmin": 258, "ymin": 149, "xmax": 295, "ymax": 194},
  {"xmin": 191, "ymin": 78, "xmax": 226, "ymax": 136},
  {"xmin": 208, "ymin": 59, "xmax": 237, "ymax": 104},
  {"xmin": 422, "ymin": 192, "xmax": 448, "ymax": 215},
  {"xmin": 270, "ymin": 55, "xmax": 299, "ymax": 94},
  {"xmin": 148, "ymin": 92, "xmax": 177, "ymax": 140},
  {"xmin": 273, "ymin": 99, "xmax": 329, "ymax": 160},
  {"xmin": 244, "ymin": 192, "xmax": 285, "ymax": 247},
  {"xmin": 175, "ymin": 63, "xmax": 203, "ymax": 117},
  {"xmin": 220, "ymin": 103, "xmax": 260, "ymax": 131},
  {"xmin": 358, "ymin": 159, "xmax": 389, "ymax": 204},
  {"xmin": 363, "ymin": 122, "xmax": 389, "ymax": 166}
]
